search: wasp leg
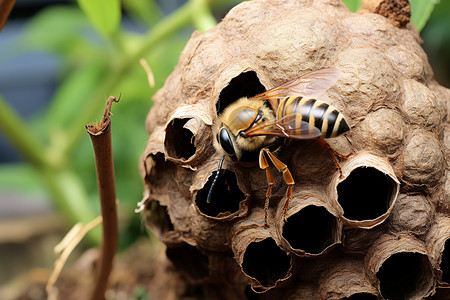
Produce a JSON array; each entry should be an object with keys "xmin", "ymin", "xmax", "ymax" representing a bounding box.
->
[
  {"xmin": 259, "ymin": 149, "xmax": 274, "ymax": 228},
  {"xmin": 317, "ymin": 139, "xmax": 351, "ymax": 179},
  {"xmin": 262, "ymin": 148, "xmax": 294, "ymax": 223}
]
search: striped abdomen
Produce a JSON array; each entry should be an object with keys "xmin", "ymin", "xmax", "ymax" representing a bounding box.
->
[{"xmin": 276, "ymin": 96, "xmax": 350, "ymax": 138}]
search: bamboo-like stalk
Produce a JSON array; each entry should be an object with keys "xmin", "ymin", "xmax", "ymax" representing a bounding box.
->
[
  {"xmin": 85, "ymin": 95, "xmax": 119, "ymax": 300},
  {"xmin": 0, "ymin": 0, "xmax": 15, "ymax": 32}
]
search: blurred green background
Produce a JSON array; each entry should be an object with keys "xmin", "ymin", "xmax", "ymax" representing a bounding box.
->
[{"xmin": 0, "ymin": 0, "xmax": 448, "ymax": 296}]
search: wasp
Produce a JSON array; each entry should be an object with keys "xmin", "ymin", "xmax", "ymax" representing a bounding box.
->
[{"xmin": 209, "ymin": 68, "xmax": 350, "ymax": 226}]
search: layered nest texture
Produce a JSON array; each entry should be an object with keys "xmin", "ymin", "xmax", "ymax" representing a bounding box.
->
[{"xmin": 138, "ymin": 0, "xmax": 450, "ymax": 299}]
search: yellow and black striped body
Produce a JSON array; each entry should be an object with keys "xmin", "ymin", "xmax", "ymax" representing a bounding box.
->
[{"xmin": 276, "ymin": 96, "xmax": 349, "ymax": 138}]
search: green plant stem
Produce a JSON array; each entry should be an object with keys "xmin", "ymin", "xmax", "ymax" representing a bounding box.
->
[
  {"xmin": 0, "ymin": 96, "xmax": 49, "ymax": 168},
  {"xmin": 0, "ymin": 95, "xmax": 100, "ymax": 242},
  {"xmin": 41, "ymin": 168, "xmax": 101, "ymax": 241},
  {"xmin": 62, "ymin": 0, "xmax": 216, "ymax": 157},
  {"xmin": 0, "ymin": 0, "xmax": 220, "ymax": 246},
  {"xmin": 192, "ymin": 0, "xmax": 217, "ymax": 31}
]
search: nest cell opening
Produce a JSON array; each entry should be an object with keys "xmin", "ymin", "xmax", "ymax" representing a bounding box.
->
[
  {"xmin": 244, "ymin": 285, "xmax": 259, "ymax": 300},
  {"xmin": 242, "ymin": 238, "xmax": 291, "ymax": 288},
  {"xmin": 441, "ymin": 238, "xmax": 450, "ymax": 284},
  {"xmin": 282, "ymin": 205, "xmax": 337, "ymax": 254},
  {"xmin": 166, "ymin": 243, "xmax": 209, "ymax": 280},
  {"xmin": 195, "ymin": 169, "xmax": 246, "ymax": 218},
  {"xmin": 376, "ymin": 252, "xmax": 433, "ymax": 300},
  {"xmin": 164, "ymin": 118, "xmax": 196, "ymax": 160},
  {"xmin": 148, "ymin": 152, "xmax": 176, "ymax": 186},
  {"xmin": 146, "ymin": 200, "xmax": 174, "ymax": 235},
  {"xmin": 216, "ymin": 71, "xmax": 266, "ymax": 115},
  {"xmin": 337, "ymin": 167, "xmax": 395, "ymax": 221},
  {"xmin": 342, "ymin": 293, "xmax": 378, "ymax": 300}
]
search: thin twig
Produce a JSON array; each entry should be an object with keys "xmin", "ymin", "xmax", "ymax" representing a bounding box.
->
[
  {"xmin": 0, "ymin": 0, "xmax": 15, "ymax": 32},
  {"xmin": 85, "ymin": 95, "xmax": 120, "ymax": 300},
  {"xmin": 46, "ymin": 216, "xmax": 103, "ymax": 298},
  {"xmin": 139, "ymin": 58, "xmax": 155, "ymax": 88}
]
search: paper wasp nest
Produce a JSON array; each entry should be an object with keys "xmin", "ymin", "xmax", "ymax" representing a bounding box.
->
[{"xmin": 139, "ymin": 0, "xmax": 450, "ymax": 298}]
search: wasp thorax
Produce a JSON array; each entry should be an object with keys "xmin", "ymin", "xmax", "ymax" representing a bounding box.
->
[
  {"xmin": 228, "ymin": 106, "xmax": 259, "ymax": 134},
  {"xmin": 216, "ymin": 97, "xmax": 277, "ymax": 159}
]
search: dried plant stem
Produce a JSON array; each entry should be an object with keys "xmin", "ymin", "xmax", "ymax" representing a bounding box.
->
[
  {"xmin": 46, "ymin": 216, "xmax": 103, "ymax": 298},
  {"xmin": 0, "ymin": 0, "xmax": 15, "ymax": 32},
  {"xmin": 85, "ymin": 95, "xmax": 120, "ymax": 300}
]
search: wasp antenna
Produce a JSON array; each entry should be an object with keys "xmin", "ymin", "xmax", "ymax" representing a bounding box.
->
[{"xmin": 206, "ymin": 155, "xmax": 226, "ymax": 204}]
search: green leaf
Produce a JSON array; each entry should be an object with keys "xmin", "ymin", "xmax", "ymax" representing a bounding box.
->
[
  {"xmin": 38, "ymin": 61, "xmax": 108, "ymax": 131},
  {"xmin": 410, "ymin": 0, "xmax": 438, "ymax": 32},
  {"xmin": 122, "ymin": 0, "xmax": 162, "ymax": 26},
  {"xmin": 20, "ymin": 6, "xmax": 88, "ymax": 55},
  {"xmin": 77, "ymin": 0, "xmax": 121, "ymax": 37},
  {"xmin": 342, "ymin": 0, "xmax": 361, "ymax": 12}
]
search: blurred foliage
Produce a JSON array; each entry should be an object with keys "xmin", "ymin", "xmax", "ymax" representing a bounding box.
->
[
  {"xmin": 342, "ymin": 0, "xmax": 361, "ymax": 12},
  {"xmin": 0, "ymin": 0, "xmax": 446, "ymax": 251},
  {"xmin": 421, "ymin": 0, "xmax": 450, "ymax": 87},
  {"xmin": 77, "ymin": 0, "xmax": 122, "ymax": 37},
  {"xmin": 410, "ymin": 0, "xmax": 439, "ymax": 32},
  {"xmin": 0, "ymin": 0, "xmax": 234, "ymax": 248}
]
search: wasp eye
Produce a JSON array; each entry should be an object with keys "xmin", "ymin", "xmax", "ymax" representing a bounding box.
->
[{"xmin": 218, "ymin": 128, "xmax": 236, "ymax": 157}]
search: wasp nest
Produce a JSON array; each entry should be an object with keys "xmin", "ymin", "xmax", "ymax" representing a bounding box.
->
[{"xmin": 139, "ymin": 0, "xmax": 449, "ymax": 298}]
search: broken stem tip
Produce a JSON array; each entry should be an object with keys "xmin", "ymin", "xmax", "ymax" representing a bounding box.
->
[
  {"xmin": 85, "ymin": 94, "xmax": 120, "ymax": 300},
  {"xmin": 86, "ymin": 94, "xmax": 121, "ymax": 136}
]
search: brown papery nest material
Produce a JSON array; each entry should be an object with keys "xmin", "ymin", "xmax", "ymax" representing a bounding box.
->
[{"xmin": 139, "ymin": 0, "xmax": 450, "ymax": 298}]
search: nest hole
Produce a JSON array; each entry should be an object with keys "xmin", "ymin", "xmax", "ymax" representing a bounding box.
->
[
  {"xmin": 164, "ymin": 118, "xmax": 196, "ymax": 160},
  {"xmin": 145, "ymin": 200, "xmax": 174, "ymax": 235},
  {"xmin": 242, "ymin": 238, "xmax": 291, "ymax": 288},
  {"xmin": 337, "ymin": 167, "xmax": 395, "ymax": 221},
  {"xmin": 166, "ymin": 243, "xmax": 209, "ymax": 280},
  {"xmin": 216, "ymin": 71, "xmax": 266, "ymax": 115},
  {"xmin": 342, "ymin": 293, "xmax": 378, "ymax": 300},
  {"xmin": 244, "ymin": 285, "xmax": 259, "ymax": 299},
  {"xmin": 441, "ymin": 238, "xmax": 450, "ymax": 284},
  {"xmin": 282, "ymin": 205, "xmax": 337, "ymax": 254},
  {"xmin": 195, "ymin": 169, "xmax": 246, "ymax": 218},
  {"xmin": 148, "ymin": 152, "xmax": 176, "ymax": 185},
  {"xmin": 376, "ymin": 252, "xmax": 433, "ymax": 300}
]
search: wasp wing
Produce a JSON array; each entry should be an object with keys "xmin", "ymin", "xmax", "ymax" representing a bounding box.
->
[
  {"xmin": 245, "ymin": 114, "xmax": 322, "ymax": 140},
  {"xmin": 249, "ymin": 68, "xmax": 340, "ymax": 109}
]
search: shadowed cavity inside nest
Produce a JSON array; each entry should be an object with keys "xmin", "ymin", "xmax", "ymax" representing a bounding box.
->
[
  {"xmin": 216, "ymin": 71, "xmax": 266, "ymax": 115},
  {"xmin": 342, "ymin": 293, "xmax": 378, "ymax": 300},
  {"xmin": 282, "ymin": 205, "xmax": 337, "ymax": 254},
  {"xmin": 165, "ymin": 118, "xmax": 196, "ymax": 160},
  {"xmin": 242, "ymin": 238, "xmax": 291, "ymax": 288},
  {"xmin": 145, "ymin": 200, "xmax": 174, "ymax": 235},
  {"xmin": 244, "ymin": 285, "xmax": 259, "ymax": 300},
  {"xmin": 337, "ymin": 167, "xmax": 395, "ymax": 221},
  {"xmin": 195, "ymin": 169, "xmax": 245, "ymax": 217},
  {"xmin": 376, "ymin": 252, "xmax": 432, "ymax": 299},
  {"xmin": 166, "ymin": 243, "xmax": 209, "ymax": 280}
]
